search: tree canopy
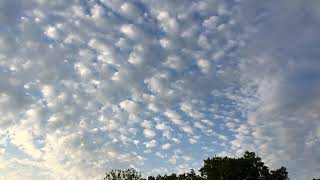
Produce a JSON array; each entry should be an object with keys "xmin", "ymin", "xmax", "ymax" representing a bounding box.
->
[
  {"xmin": 103, "ymin": 168, "xmax": 142, "ymax": 180},
  {"xmin": 102, "ymin": 151, "xmax": 289, "ymax": 180},
  {"xmin": 200, "ymin": 151, "xmax": 273, "ymax": 180}
]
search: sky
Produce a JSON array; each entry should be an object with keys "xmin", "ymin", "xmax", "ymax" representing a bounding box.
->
[{"xmin": 0, "ymin": 0, "xmax": 319, "ymax": 179}]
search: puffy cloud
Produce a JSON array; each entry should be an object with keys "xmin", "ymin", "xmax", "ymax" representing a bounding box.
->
[
  {"xmin": 141, "ymin": 120, "xmax": 153, "ymax": 129},
  {"xmin": 164, "ymin": 110, "xmax": 183, "ymax": 126},
  {"xmin": 144, "ymin": 140, "xmax": 157, "ymax": 148},
  {"xmin": 156, "ymin": 11, "xmax": 179, "ymax": 34},
  {"xmin": 119, "ymin": 100, "xmax": 140, "ymax": 115},
  {"xmin": 120, "ymin": 2, "xmax": 141, "ymax": 19},
  {"xmin": 197, "ymin": 59, "xmax": 212, "ymax": 75},
  {"xmin": 161, "ymin": 143, "xmax": 171, "ymax": 150},
  {"xmin": 202, "ymin": 16, "xmax": 219, "ymax": 29},
  {"xmin": 121, "ymin": 24, "xmax": 139, "ymax": 39},
  {"xmin": 143, "ymin": 129, "xmax": 156, "ymax": 138},
  {"xmin": 44, "ymin": 26, "xmax": 60, "ymax": 39},
  {"xmin": 155, "ymin": 123, "xmax": 170, "ymax": 131}
]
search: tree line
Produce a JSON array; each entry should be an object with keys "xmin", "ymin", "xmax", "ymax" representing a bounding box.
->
[{"xmin": 103, "ymin": 151, "xmax": 293, "ymax": 180}]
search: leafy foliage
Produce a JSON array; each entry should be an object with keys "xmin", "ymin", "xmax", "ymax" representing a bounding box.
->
[{"xmin": 103, "ymin": 168, "xmax": 143, "ymax": 180}]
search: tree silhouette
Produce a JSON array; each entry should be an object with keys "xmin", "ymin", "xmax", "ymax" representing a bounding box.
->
[
  {"xmin": 103, "ymin": 168, "xmax": 143, "ymax": 180},
  {"xmin": 102, "ymin": 151, "xmax": 289, "ymax": 180},
  {"xmin": 200, "ymin": 152, "xmax": 259, "ymax": 179},
  {"xmin": 145, "ymin": 170, "xmax": 203, "ymax": 180},
  {"xmin": 199, "ymin": 151, "xmax": 288, "ymax": 180},
  {"xmin": 269, "ymin": 167, "xmax": 288, "ymax": 180}
]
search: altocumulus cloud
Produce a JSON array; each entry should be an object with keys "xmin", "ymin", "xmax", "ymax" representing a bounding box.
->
[{"xmin": 0, "ymin": 0, "xmax": 319, "ymax": 179}]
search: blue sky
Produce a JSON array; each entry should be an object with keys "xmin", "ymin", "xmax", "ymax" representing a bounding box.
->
[{"xmin": 0, "ymin": 0, "xmax": 319, "ymax": 179}]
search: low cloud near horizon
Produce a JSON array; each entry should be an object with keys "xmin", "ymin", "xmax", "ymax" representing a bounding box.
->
[{"xmin": 0, "ymin": 0, "xmax": 319, "ymax": 179}]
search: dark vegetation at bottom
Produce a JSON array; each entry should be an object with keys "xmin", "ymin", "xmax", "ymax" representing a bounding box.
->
[{"xmin": 103, "ymin": 151, "xmax": 295, "ymax": 180}]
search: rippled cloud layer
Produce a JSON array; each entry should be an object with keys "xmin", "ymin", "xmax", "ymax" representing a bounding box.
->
[{"xmin": 0, "ymin": 0, "xmax": 319, "ymax": 179}]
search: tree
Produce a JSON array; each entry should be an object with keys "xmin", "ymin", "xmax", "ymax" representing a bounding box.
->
[
  {"xmin": 102, "ymin": 151, "xmax": 289, "ymax": 180},
  {"xmin": 148, "ymin": 176, "xmax": 156, "ymax": 180},
  {"xmin": 177, "ymin": 169, "xmax": 203, "ymax": 180},
  {"xmin": 200, "ymin": 156, "xmax": 242, "ymax": 180},
  {"xmin": 103, "ymin": 168, "xmax": 143, "ymax": 180},
  {"xmin": 199, "ymin": 151, "xmax": 289, "ymax": 180},
  {"xmin": 269, "ymin": 167, "xmax": 288, "ymax": 180},
  {"xmin": 146, "ymin": 170, "xmax": 202, "ymax": 180},
  {"xmin": 240, "ymin": 151, "xmax": 270, "ymax": 178}
]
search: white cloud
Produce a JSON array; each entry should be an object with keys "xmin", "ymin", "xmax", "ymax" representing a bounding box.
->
[
  {"xmin": 119, "ymin": 100, "xmax": 140, "ymax": 115},
  {"xmin": 161, "ymin": 143, "xmax": 171, "ymax": 150},
  {"xmin": 144, "ymin": 140, "xmax": 157, "ymax": 148},
  {"xmin": 189, "ymin": 138, "xmax": 197, "ymax": 144},
  {"xmin": 228, "ymin": 1, "xmax": 320, "ymax": 179},
  {"xmin": 202, "ymin": 16, "xmax": 219, "ymax": 29},
  {"xmin": 156, "ymin": 11, "xmax": 179, "ymax": 34},
  {"xmin": 44, "ymin": 26, "xmax": 60, "ymax": 39},
  {"xmin": 164, "ymin": 110, "xmax": 183, "ymax": 125},
  {"xmin": 197, "ymin": 59, "xmax": 211, "ymax": 75},
  {"xmin": 120, "ymin": 24, "xmax": 144, "ymax": 40},
  {"xmin": 155, "ymin": 123, "xmax": 170, "ymax": 131},
  {"xmin": 181, "ymin": 125, "xmax": 194, "ymax": 135},
  {"xmin": 168, "ymin": 156, "xmax": 177, "ymax": 165},
  {"xmin": 143, "ymin": 129, "xmax": 156, "ymax": 138},
  {"xmin": 0, "ymin": 148, "xmax": 5, "ymax": 155},
  {"xmin": 120, "ymin": 2, "xmax": 141, "ymax": 19},
  {"xmin": 163, "ymin": 55, "xmax": 184, "ymax": 71},
  {"xmin": 141, "ymin": 120, "xmax": 153, "ymax": 129}
]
